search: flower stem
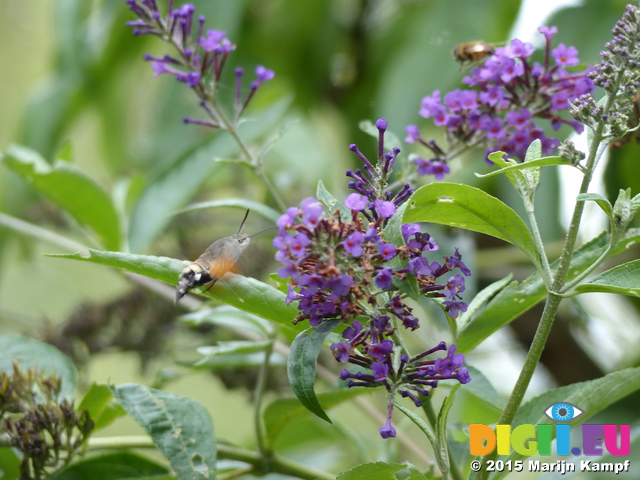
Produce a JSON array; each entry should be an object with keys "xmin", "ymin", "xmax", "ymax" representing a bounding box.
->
[{"xmin": 475, "ymin": 87, "xmax": 616, "ymax": 480}]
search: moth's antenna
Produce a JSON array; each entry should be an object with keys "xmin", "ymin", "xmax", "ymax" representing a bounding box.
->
[
  {"xmin": 238, "ymin": 209, "xmax": 250, "ymax": 234},
  {"xmin": 250, "ymin": 226, "xmax": 278, "ymax": 238}
]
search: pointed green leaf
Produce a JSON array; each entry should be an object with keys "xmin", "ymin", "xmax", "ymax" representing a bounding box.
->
[
  {"xmin": 577, "ymin": 192, "xmax": 613, "ymax": 217},
  {"xmin": 456, "ymin": 273, "xmax": 513, "ymax": 332},
  {"xmin": 2, "ymin": 145, "xmax": 121, "ymax": 250},
  {"xmin": 435, "ymin": 385, "xmax": 460, "ymax": 477},
  {"xmin": 476, "ymin": 155, "xmax": 573, "ymax": 178},
  {"xmin": 287, "ymin": 319, "xmax": 342, "ymax": 423},
  {"xmin": 316, "ymin": 179, "xmax": 350, "ymax": 220},
  {"xmin": 457, "ymin": 229, "xmax": 640, "ymax": 353},
  {"xmin": 112, "ymin": 384, "xmax": 216, "ymax": 480},
  {"xmin": 78, "ymin": 383, "xmax": 126, "ymax": 432},
  {"xmin": 404, "ymin": 183, "xmax": 540, "ymax": 267},
  {"xmin": 574, "ymin": 259, "xmax": 640, "ymax": 296},
  {"xmin": 0, "ymin": 334, "xmax": 77, "ymax": 400},
  {"xmin": 49, "ymin": 250, "xmax": 300, "ymax": 329}
]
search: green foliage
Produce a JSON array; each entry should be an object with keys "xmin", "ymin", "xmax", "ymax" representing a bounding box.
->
[
  {"xmin": 404, "ymin": 183, "xmax": 541, "ymax": 268},
  {"xmin": 2, "ymin": 145, "xmax": 121, "ymax": 251},
  {"xmin": 112, "ymin": 384, "xmax": 216, "ymax": 480},
  {"xmin": 287, "ymin": 318, "xmax": 343, "ymax": 423}
]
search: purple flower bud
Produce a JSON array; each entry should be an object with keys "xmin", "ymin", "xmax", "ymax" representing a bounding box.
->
[
  {"xmin": 255, "ymin": 65, "xmax": 275, "ymax": 84},
  {"xmin": 538, "ymin": 25, "xmax": 558, "ymax": 41}
]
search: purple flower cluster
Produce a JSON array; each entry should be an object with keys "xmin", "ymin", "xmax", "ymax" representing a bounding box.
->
[
  {"xmin": 275, "ymin": 119, "xmax": 472, "ymax": 438},
  {"xmin": 338, "ymin": 340, "xmax": 471, "ymax": 438},
  {"xmin": 571, "ymin": 5, "xmax": 640, "ymax": 143},
  {"xmin": 126, "ymin": 0, "xmax": 274, "ymax": 127},
  {"xmin": 406, "ymin": 26, "xmax": 595, "ymax": 177}
]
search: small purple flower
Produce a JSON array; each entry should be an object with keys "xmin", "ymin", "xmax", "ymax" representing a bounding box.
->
[
  {"xmin": 277, "ymin": 207, "xmax": 299, "ymax": 231},
  {"xmin": 343, "ymin": 321, "xmax": 363, "ymax": 340},
  {"xmin": 330, "ymin": 342, "xmax": 352, "ymax": 362},
  {"xmin": 375, "ymin": 267, "xmax": 394, "ymax": 290},
  {"xmin": 367, "ymin": 340, "xmax": 394, "ymax": 362},
  {"xmin": 343, "ymin": 231, "xmax": 364, "ymax": 257},
  {"xmin": 552, "ymin": 44, "xmax": 580, "ymax": 67},
  {"xmin": 374, "ymin": 199, "xmax": 396, "ymax": 218},
  {"xmin": 300, "ymin": 197, "xmax": 324, "ymax": 227},
  {"xmin": 405, "ymin": 125, "xmax": 421, "ymax": 143},
  {"xmin": 199, "ymin": 29, "xmax": 228, "ymax": 52},
  {"xmin": 401, "ymin": 223, "xmax": 420, "ymax": 243},
  {"xmin": 444, "ymin": 275, "xmax": 465, "ymax": 298},
  {"xmin": 344, "ymin": 193, "xmax": 367, "ymax": 211},
  {"xmin": 377, "ymin": 242, "xmax": 397, "ymax": 261},
  {"xmin": 372, "ymin": 362, "xmax": 389, "ymax": 382},
  {"xmin": 287, "ymin": 233, "xmax": 310, "ymax": 258},
  {"xmin": 443, "ymin": 300, "xmax": 467, "ymax": 318},
  {"xmin": 413, "ymin": 157, "xmax": 450, "ymax": 180}
]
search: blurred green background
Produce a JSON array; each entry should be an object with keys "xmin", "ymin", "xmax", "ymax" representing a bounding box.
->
[{"xmin": 1, "ymin": 0, "xmax": 639, "ymax": 477}]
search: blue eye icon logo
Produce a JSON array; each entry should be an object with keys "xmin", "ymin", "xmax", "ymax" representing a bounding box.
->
[{"xmin": 545, "ymin": 402, "xmax": 583, "ymax": 422}]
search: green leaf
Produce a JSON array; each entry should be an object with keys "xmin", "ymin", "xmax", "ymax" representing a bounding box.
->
[
  {"xmin": 394, "ymin": 401, "xmax": 436, "ymax": 447},
  {"xmin": 0, "ymin": 334, "xmax": 77, "ymax": 400},
  {"xmin": 78, "ymin": 383, "xmax": 126, "ymax": 432},
  {"xmin": 177, "ymin": 198, "xmax": 281, "ymax": 224},
  {"xmin": 128, "ymin": 98, "xmax": 290, "ymax": 253},
  {"xmin": 457, "ymin": 229, "xmax": 640, "ymax": 353},
  {"xmin": 461, "ymin": 366, "xmax": 504, "ymax": 412},
  {"xmin": 337, "ymin": 462, "xmax": 429, "ymax": 480},
  {"xmin": 573, "ymin": 259, "xmax": 640, "ymax": 296},
  {"xmin": 180, "ymin": 306, "xmax": 271, "ymax": 337},
  {"xmin": 50, "ymin": 451, "xmax": 170, "ymax": 480},
  {"xmin": 0, "ymin": 447, "xmax": 21, "ymax": 480},
  {"xmin": 493, "ymin": 367, "xmax": 640, "ymax": 479},
  {"xmin": 287, "ymin": 319, "xmax": 342, "ymax": 423},
  {"xmin": 112, "ymin": 384, "xmax": 216, "ymax": 480},
  {"xmin": 264, "ymin": 388, "xmax": 367, "ymax": 446},
  {"xmin": 50, "ymin": 249, "xmax": 300, "ymax": 329},
  {"xmin": 2, "ymin": 145, "xmax": 121, "ymax": 251},
  {"xmin": 196, "ymin": 340, "xmax": 273, "ymax": 358},
  {"xmin": 316, "ymin": 179, "xmax": 350, "ymax": 220},
  {"xmin": 456, "ymin": 273, "xmax": 513, "ymax": 333},
  {"xmin": 188, "ymin": 351, "xmax": 286, "ymax": 371},
  {"xmin": 404, "ymin": 183, "xmax": 540, "ymax": 267},
  {"xmin": 0, "ymin": 212, "xmax": 88, "ymax": 253},
  {"xmin": 476, "ymin": 154, "xmax": 573, "ymax": 178},
  {"xmin": 577, "ymin": 192, "xmax": 613, "ymax": 217},
  {"xmin": 435, "ymin": 385, "xmax": 460, "ymax": 477}
]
